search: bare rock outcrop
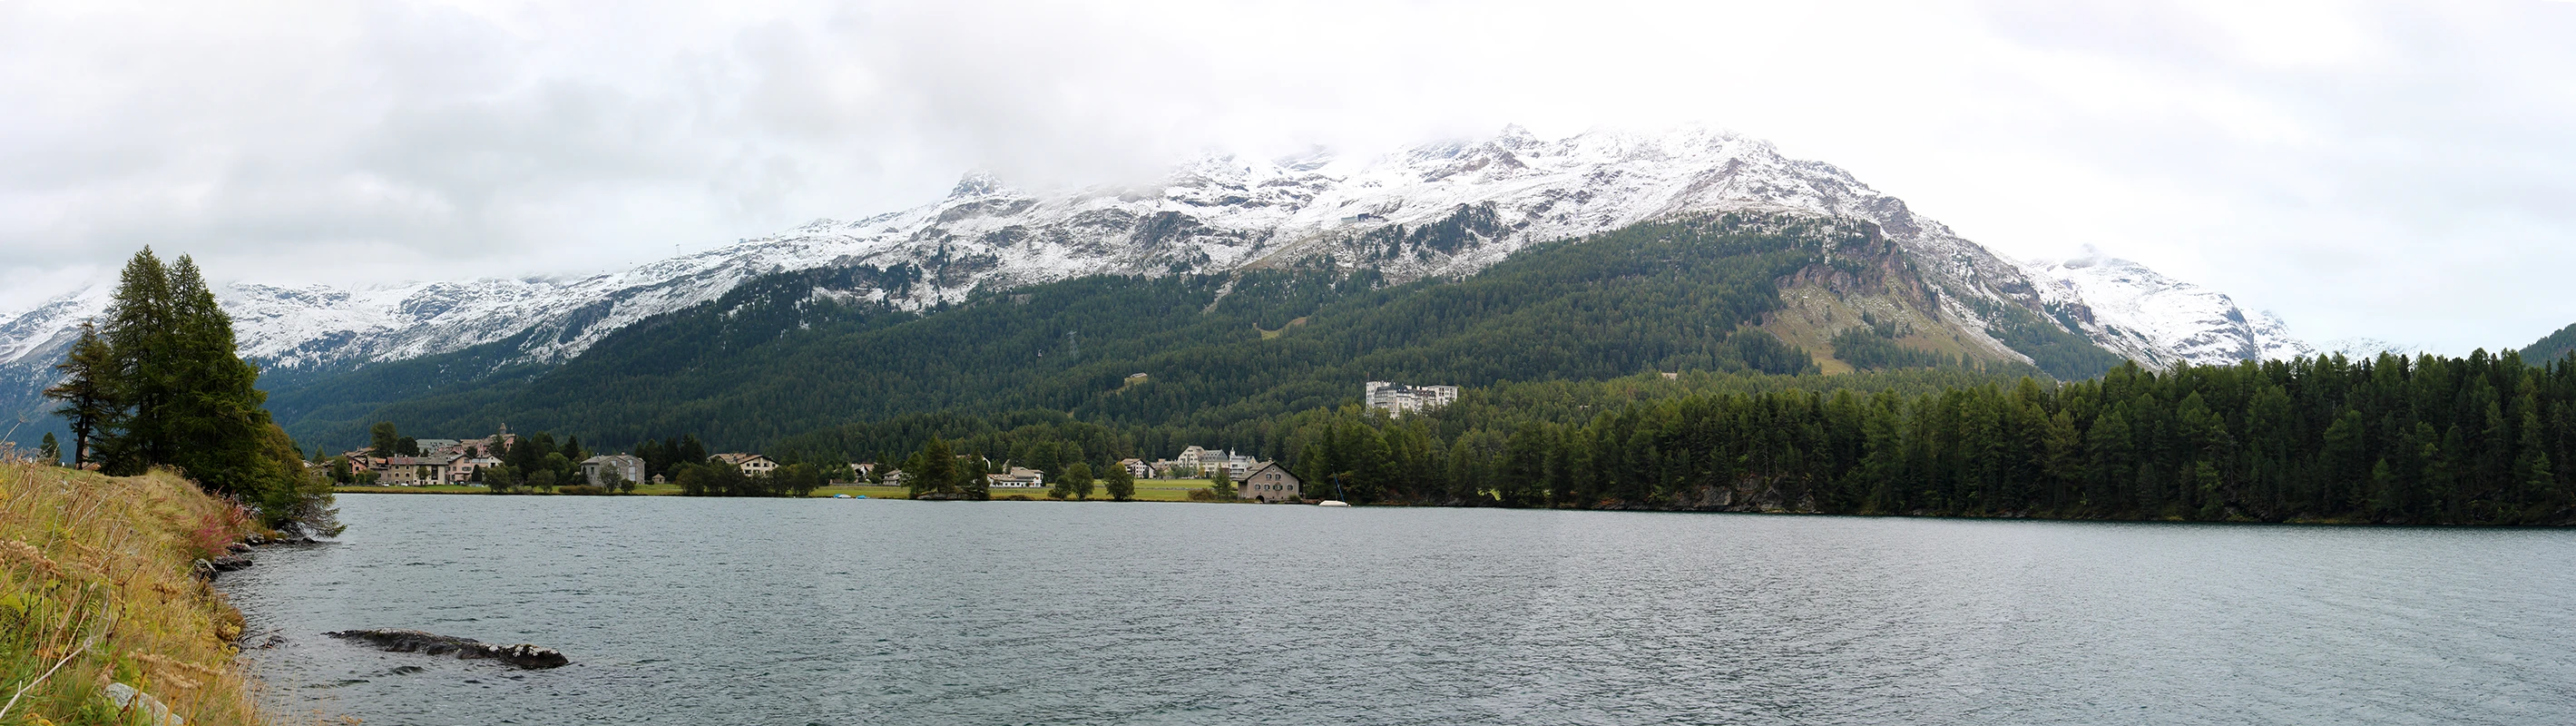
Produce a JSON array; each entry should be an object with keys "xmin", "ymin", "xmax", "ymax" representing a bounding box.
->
[{"xmin": 326, "ymin": 629, "xmax": 570, "ymax": 669}]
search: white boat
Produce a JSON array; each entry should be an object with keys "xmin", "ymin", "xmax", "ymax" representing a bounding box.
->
[
  {"xmin": 1317, "ymin": 500, "xmax": 1351, "ymax": 507},
  {"xmin": 833, "ymin": 494, "xmax": 853, "ymax": 499}
]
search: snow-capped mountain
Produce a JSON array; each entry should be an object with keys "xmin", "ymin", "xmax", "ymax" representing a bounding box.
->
[
  {"xmin": 0, "ymin": 123, "xmax": 2307, "ymax": 432},
  {"xmin": 2318, "ymin": 337, "xmax": 2429, "ymax": 360},
  {"xmin": 2019, "ymin": 252, "xmax": 2312, "ymax": 368}
]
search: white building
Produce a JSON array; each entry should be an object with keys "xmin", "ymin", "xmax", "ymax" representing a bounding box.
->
[
  {"xmin": 710, "ymin": 453, "xmax": 779, "ymax": 476},
  {"xmin": 580, "ymin": 454, "xmax": 645, "ymax": 486},
  {"xmin": 1174, "ymin": 446, "xmax": 1211, "ymax": 472},
  {"xmin": 1159, "ymin": 446, "xmax": 1258, "ymax": 479},
  {"xmin": 1365, "ymin": 381, "xmax": 1460, "ymax": 416},
  {"xmin": 455, "ymin": 456, "xmax": 503, "ymax": 483},
  {"xmin": 987, "ymin": 466, "xmax": 1046, "ymax": 488}
]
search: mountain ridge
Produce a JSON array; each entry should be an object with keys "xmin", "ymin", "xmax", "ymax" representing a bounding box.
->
[{"xmin": 0, "ymin": 124, "xmax": 2305, "ymax": 446}]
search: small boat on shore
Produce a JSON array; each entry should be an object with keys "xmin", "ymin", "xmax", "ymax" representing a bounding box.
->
[{"xmin": 1317, "ymin": 500, "xmax": 1350, "ymax": 507}]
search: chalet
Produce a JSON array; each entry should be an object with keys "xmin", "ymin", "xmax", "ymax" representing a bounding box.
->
[
  {"xmin": 1239, "ymin": 462, "xmax": 1302, "ymax": 503},
  {"xmin": 452, "ymin": 456, "xmax": 503, "ymax": 483},
  {"xmin": 986, "ymin": 466, "xmax": 1045, "ymax": 488},
  {"xmin": 709, "ymin": 453, "xmax": 779, "ymax": 476},
  {"xmin": 1158, "ymin": 446, "xmax": 1256, "ymax": 479},
  {"xmin": 1119, "ymin": 458, "xmax": 1151, "ymax": 480},
  {"xmin": 581, "ymin": 454, "xmax": 645, "ymax": 486}
]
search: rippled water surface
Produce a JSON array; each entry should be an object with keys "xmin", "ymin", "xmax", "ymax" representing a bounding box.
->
[{"xmin": 222, "ymin": 495, "xmax": 2576, "ymax": 725}]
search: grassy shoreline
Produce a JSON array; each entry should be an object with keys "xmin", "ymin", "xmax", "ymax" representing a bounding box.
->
[
  {"xmin": 1, "ymin": 460, "xmax": 268, "ymax": 725},
  {"xmin": 336, "ymin": 481, "xmax": 1224, "ymax": 502}
]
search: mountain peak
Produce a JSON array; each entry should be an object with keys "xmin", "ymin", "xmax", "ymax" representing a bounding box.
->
[
  {"xmin": 0, "ymin": 122, "xmax": 2310, "ymax": 445},
  {"xmin": 2020, "ymin": 253, "xmax": 2311, "ymax": 366},
  {"xmin": 948, "ymin": 172, "xmax": 1011, "ymax": 200}
]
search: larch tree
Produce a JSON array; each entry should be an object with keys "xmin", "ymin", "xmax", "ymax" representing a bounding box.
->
[
  {"xmin": 43, "ymin": 320, "xmax": 120, "ymax": 467},
  {"xmin": 65, "ymin": 247, "xmax": 335, "ymax": 534}
]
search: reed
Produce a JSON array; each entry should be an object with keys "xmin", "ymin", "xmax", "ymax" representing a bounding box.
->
[{"xmin": 0, "ymin": 452, "xmax": 266, "ymax": 725}]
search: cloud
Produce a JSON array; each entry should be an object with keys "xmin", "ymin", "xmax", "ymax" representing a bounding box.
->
[{"xmin": 3, "ymin": 0, "xmax": 2572, "ymax": 352}]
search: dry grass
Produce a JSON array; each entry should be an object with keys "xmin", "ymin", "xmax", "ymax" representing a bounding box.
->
[{"xmin": 0, "ymin": 456, "xmax": 266, "ymax": 725}]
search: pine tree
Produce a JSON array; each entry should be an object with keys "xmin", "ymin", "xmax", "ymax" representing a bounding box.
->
[
  {"xmin": 38, "ymin": 433, "xmax": 61, "ymax": 464},
  {"xmin": 2041, "ymin": 410, "xmax": 2084, "ymax": 512},
  {"xmin": 963, "ymin": 453, "xmax": 992, "ymax": 500},
  {"xmin": 44, "ymin": 321, "xmax": 119, "ymax": 467},
  {"xmin": 2516, "ymin": 406, "xmax": 2554, "ymax": 517},
  {"xmin": 103, "ymin": 253, "xmax": 260, "ymax": 482},
  {"xmin": 101, "ymin": 248, "xmax": 173, "ymax": 472},
  {"xmin": 73, "ymin": 248, "xmax": 327, "ymax": 530},
  {"xmin": 911, "ymin": 437, "xmax": 958, "ymax": 498},
  {"xmin": 678, "ymin": 434, "xmax": 709, "ymax": 466},
  {"xmin": 1206, "ymin": 469, "xmax": 1235, "ymax": 499}
]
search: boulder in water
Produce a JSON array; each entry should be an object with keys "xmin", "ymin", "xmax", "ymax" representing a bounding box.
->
[{"xmin": 326, "ymin": 629, "xmax": 571, "ymax": 669}]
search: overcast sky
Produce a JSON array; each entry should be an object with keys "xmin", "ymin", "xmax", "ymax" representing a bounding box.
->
[{"xmin": 4, "ymin": 0, "xmax": 2572, "ymax": 352}]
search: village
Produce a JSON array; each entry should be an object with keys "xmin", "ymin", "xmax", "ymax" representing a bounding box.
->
[{"xmin": 325, "ymin": 381, "xmax": 1456, "ymax": 503}]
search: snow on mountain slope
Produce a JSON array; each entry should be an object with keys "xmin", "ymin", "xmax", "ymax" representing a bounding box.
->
[
  {"xmin": 2319, "ymin": 337, "xmax": 2428, "ymax": 359},
  {"xmin": 0, "ymin": 124, "xmax": 2307, "ymax": 418},
  {"xmin": 2019, "ymin": 253, "xmax": 2312, "ymax": 368}
]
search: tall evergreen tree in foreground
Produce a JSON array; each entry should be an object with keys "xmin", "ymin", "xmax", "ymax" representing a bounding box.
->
[
  {"xmin": 43, "ymin": 321, "xmax": 119, "ymax": 466},
  {"xmin": 56, "ymin": 247, "xmax": 338, "ymax": 533}
]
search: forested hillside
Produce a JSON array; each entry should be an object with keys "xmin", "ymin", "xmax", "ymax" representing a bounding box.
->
[
  {"xmin": 290, "ymin": 211, "xmax": 2079, "ymax": 452},
  {"xmin": 1445, "ymin": 349, "xmax": 2576, "ymax": 524},
  {"xmin": 2521, "ymin": 322, "xmax": 2576, "ymax": 366},
  {"xmin": 798, "ymin": 350, "xmax": 2575, "ymax": 525}
]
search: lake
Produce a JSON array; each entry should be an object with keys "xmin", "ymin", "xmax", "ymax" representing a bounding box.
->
[{"xmin": 221, "ymin": 495, "xmax": 2576, "ymax": 725}]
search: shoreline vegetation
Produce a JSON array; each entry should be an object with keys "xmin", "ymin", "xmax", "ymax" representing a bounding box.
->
[
  {"xmin": 336, "ymin": 349, "xmax": 2576, "ymax": 527},
  {"xmin": 793, "ymin": 351, "xmax": 2576, "ymax": 526},
  {"xmin": 5, "ymin": 247, "xmax": 343, "ymax": 726},
  {"xmin": 0, "ymin": 460, "xmax": 268, "ymax": 726}
]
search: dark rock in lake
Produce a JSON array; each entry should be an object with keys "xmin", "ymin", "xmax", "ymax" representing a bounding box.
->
[
  {"xmin": 327, "ymin": 629, "xmax": 571, "ymax": 669},
  {"xmin": 209, "ymin": 554, "xmax": 253, "ymax": 572}
]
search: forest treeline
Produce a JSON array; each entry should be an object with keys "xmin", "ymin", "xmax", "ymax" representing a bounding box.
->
[{"xmin": 765, "ymin": 350, "xmax": 2575, "ymax": 525}]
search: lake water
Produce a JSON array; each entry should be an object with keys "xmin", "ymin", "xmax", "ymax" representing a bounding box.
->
[{"xmin": 221, "ymin": 495, "xmax": 2576, "ymax": 725}]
